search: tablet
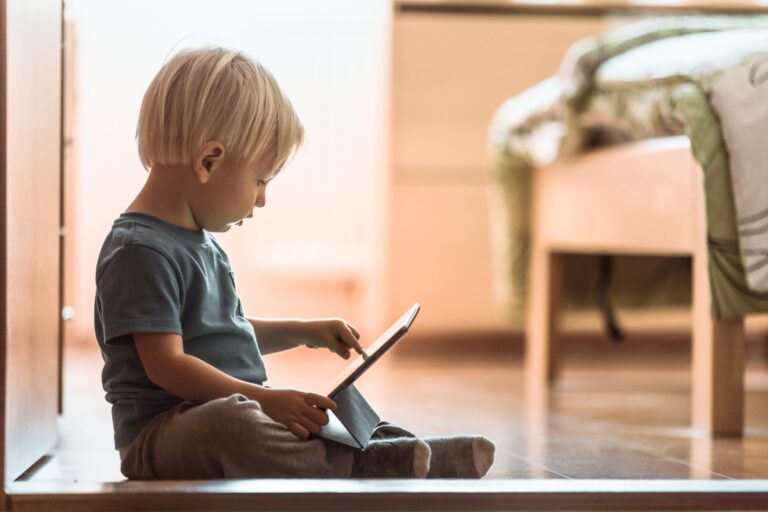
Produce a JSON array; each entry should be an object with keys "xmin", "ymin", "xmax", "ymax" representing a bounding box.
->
[{"xmin": 322, "ymin": 303, "xmax": 420, "ymax": 398}]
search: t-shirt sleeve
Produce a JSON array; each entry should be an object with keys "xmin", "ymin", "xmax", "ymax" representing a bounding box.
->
[{"xmin": 97, "ymin": 244, "xmax": 183, "ymax": 344}]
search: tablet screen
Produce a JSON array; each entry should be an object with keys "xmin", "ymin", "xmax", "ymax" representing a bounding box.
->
[{"xmin": 322, "ymin": 303, "xmax": 420, "ymax": 397}]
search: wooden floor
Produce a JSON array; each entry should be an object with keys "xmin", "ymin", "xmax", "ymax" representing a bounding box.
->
[{"xmin": 23, "ymin": 332, "xmax": 768, "ymax": 483}]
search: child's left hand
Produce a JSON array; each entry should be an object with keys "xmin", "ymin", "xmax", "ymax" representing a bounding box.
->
[{"xmin": 300, "ymin": 318, "xmax": 364, "ymax": 360}]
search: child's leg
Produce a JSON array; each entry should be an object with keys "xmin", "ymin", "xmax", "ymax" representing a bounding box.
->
[
  {"xmin": 120, "ymin": 393, "xmax": 429, "ymax": 479},
  {"xmin": 121, "ymin": 393, "xmax": 353, "ymax": 479}
]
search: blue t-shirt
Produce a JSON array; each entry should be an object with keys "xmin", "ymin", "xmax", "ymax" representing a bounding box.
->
[{"xmin": 94, "ymin": 212, "xmax": 267, "ymax": 449}]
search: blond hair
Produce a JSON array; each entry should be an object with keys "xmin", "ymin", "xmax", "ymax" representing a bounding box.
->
[{"xmin": 137, "ymin": 47, "xmax": 304, "ymax": 172}]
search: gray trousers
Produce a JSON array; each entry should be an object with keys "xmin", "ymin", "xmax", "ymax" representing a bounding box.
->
[{"xmin": 119, "ymin": 393, "xmax": 360, "ymax": 479}]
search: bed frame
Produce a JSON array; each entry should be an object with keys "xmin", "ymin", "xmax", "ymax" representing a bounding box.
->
[{"xmin": 526, "ymin": 136, "xmax": 745, "ymax": 437}]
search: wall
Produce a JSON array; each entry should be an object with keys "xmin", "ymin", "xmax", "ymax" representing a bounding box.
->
[
  {"xmin": 63, "ymin": 0, "xmax": 392, "ymax": 345},
  {"xmin": 390, "ymin": 10, "xmax": 605, "ymax": 332}
]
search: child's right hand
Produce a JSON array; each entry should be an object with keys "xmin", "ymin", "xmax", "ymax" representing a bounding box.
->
[{"xmin": 256, "ymin": 387, "xmax": 337, "ymax": 440}]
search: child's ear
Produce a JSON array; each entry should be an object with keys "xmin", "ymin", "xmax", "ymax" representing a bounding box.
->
[{"xmin": 193, "ymin": 141, "xmax": 225, "ymax": 184}]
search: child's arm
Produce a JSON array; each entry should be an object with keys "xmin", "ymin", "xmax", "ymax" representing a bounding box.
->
[
  {"xmin": 248, "ymin": 317, "xmax": 364, "ymax": 358},
  {"xmin": 134, "ymin": 332, "xmax": 336, "ymax": 439}
]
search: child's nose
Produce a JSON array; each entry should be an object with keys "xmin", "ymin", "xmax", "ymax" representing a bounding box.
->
[{"xmin": 255, "ymin": 192, "xmax": 266, "ymax": 208}]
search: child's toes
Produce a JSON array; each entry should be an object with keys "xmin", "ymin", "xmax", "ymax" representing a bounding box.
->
[
  {"xmin": 472, "ymin": 436, "xmax": 495, "ymax": 478},
  {"xmin": 423, "ymin": 435, "xmax": 496, "ymax": 478},
  {"xmin": 352, "ymin": 438, "xmax": 431, "ymax": 478},
  {"xmin": 412, "ymin": 439, "xmax": 431, "ymax": 478}
]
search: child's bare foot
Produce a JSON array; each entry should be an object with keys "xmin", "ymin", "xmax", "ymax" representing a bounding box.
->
[
  {"xmin": 423, "ymin": 435, "xmax": 495, "ymax": 478},
  {"xmin": 351, "ymin": 438, "xmax": 431, "ymax": 478}
]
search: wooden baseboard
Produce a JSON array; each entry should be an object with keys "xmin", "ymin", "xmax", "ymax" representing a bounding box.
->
[
  {"xmin": 9, "ymin": 479, "xmax": 768, "ymax": 511},
  {"xmin": 394, "ymin": 327, "xmax": 768, "ymax": 362}
]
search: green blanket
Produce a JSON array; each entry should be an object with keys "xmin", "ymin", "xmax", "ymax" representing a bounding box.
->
[{"xmin": 488, "ymin": 16, "xmax": 768, "ymax": 324}]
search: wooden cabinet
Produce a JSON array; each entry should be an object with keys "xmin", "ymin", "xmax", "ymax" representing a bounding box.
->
[{"xmin": 389, "ymin": 6, "xmax": 605, "ymax": 331}]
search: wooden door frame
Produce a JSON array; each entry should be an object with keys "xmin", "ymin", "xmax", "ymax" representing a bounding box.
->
[
  {"xmin": 0, "ymin": 0, "xmax": 7, "ymax": 505},
  {"xmin": 1, "ymin": 0, "xmax": 63, "ymax": 505}
]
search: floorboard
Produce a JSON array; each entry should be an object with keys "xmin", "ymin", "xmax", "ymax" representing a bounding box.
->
[{"xmin": 10, "ymin": 333, "xmax": 768, "ymax": 510}]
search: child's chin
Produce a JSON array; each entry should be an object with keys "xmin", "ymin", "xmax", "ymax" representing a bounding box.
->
[
  {"xmin": 204, "ymin": 223, "xmax": 231, "ymax": 233},
  {"xmin": 212, "ymin": 220, "xmax": 243, "ymax": 232}
]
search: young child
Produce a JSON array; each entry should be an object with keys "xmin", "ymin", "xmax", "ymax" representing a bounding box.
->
[{"xmin": 94, "ymin": 47, "xmax": 495, "ymax": 480}]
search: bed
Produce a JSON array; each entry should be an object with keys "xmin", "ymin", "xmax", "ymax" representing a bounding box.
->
[{"xmin": 487, "ymin": 16, "xmax": 768, "ymax": 436}]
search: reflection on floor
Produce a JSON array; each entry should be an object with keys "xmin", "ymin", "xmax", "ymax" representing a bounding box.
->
[{"xmin": 27, "ymin": 334, "xmax": 768, "ymax": 482}]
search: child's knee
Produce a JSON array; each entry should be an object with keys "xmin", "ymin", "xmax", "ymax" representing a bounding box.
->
[
  {"xmin": 205, "ymin": 393, "xmax": 260, "ymax": 422},
  {"xmin": 201, "ymin": 393, "xmax": 275, "ymax": 436}
]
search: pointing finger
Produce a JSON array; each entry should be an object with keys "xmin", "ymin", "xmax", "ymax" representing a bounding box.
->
[{"xmin": 338, "ymin": 323, "xmax": 365, "ymax": 356}]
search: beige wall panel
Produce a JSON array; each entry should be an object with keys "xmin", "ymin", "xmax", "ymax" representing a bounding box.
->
[
  {"xmin": 389, "ymin": 180, "xmax": 509, "ymax": 331},
  {"xmin": 393, "ymin": 13, "xmax": 604, "ymax": 174},
  {"xmin": 3, "ymin": 0, "xmax": 62, "ymax": 483},
  {"xmin": 391, "ymin": 12, "xmax": 603, "ymax": 332}
]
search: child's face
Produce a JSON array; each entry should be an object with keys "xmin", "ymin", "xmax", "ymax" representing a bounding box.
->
[{"xmin": 191, "ymin": 152, "xmax": 278, "ymax": 233}]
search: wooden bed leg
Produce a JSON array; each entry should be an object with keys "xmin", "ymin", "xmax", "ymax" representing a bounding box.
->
[
  {"xmin": 526, "ymin": 248, "xmax": 563, "ymax": 390},
  {"xmin": 691, "ymin": 249, "xmax": 745, "ymax": 436},
  {"xmin": 691, "ymin": 316, "xmax": 745, "ymax": 436},
  {"xmin": 525, "ymin": 248, "xmax": 561, "ymax": 476},
  {"xmin": 691, "ymin": 160, "xmax": 745, "ymax": 437}
]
